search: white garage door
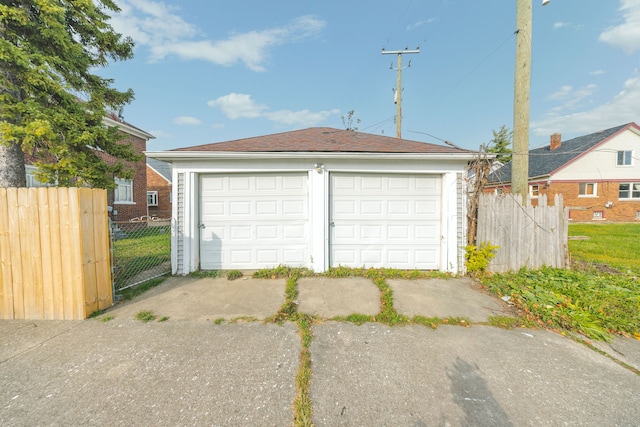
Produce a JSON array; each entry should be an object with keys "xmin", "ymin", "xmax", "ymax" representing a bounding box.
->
[
  {"xmin": 199, "ymin": 173, "xmax": 309, "ymax": 270},
  {"xmin": 330, "ymin": 173, "xmax": 441, "ymax": 270}
]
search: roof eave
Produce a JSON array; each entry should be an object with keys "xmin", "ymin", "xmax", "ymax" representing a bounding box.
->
[
  {"xmin": 145, "ymin": 151, "xmax": 478, "ymax": 161},
  {"xmin": 104, "ymin": 116, "xmax": 155, "ymax": 140}
]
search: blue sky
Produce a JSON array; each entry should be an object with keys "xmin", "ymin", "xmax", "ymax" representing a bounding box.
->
[{"xmin": 104, "ymin": 0, "xmax": 640, "ymax": 152}]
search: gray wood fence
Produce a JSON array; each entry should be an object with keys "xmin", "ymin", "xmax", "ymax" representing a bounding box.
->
[{"xmin": 476, "ymin": 194, "xmax": 569, "ymax": 272}]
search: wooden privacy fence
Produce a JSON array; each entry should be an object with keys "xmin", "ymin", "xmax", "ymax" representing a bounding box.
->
[
  {"xmin": 0, "ymin": 188, "xmax": 112, "ymax": 320},
  {"xmin": 476, "ymin": 193, "xmax": 569, "ymax": 272}
]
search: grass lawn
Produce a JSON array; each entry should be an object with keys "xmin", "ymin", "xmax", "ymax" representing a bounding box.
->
[
  {"xmin": 568, "ymin": 223, "xmax": 640, "ymax": 275},
  {"xmin": 112, "ymin": 226, "xmax": 171, "ymax": 288},
  {"xmin": 480, "ymin": 222, "xmax": 640, "ymax": 342}
]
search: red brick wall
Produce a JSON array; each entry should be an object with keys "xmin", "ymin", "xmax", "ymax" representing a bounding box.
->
[
  {"xmin": 484, "ymin": 181, "xmax": 640, "ymax": 222},
  {"xmin": 146, "ymin": 165, "xmax": 172, "ymax": 218},
  {"xmin": 103, "ymin": 133, "xmax": 148, "ymax": 222}
]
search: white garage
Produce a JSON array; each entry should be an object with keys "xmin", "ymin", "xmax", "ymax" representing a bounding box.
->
[{"xmin": 146, "ymin": 127, "xmax": 476, "ymax": 275}]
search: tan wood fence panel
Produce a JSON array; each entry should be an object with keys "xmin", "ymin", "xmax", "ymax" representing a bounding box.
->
[
  {"xmin": 477, "ymin": 193, "xmax": 569, "ymax": 272},
  {"xmin": 0, "ymin": 188, "xmax": 112, "ymax": 320}
]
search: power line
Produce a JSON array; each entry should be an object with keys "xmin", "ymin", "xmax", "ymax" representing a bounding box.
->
[{"xmin": 432, "ymin": 30, "xmax": 516, "ymax": 106}]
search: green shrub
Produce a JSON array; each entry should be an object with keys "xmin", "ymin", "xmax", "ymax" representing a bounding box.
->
[{"xmin": 465, "ymin": 242, "xmax": 499, "ymax": 275}]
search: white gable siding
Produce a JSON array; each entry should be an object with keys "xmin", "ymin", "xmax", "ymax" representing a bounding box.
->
[{"xmin": 552, "ymin": 129, "xmax": 640, "ymax": 181}]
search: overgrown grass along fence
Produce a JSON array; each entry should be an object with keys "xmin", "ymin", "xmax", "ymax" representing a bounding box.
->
[
  {"xmin": 111, "ymin": 220, "xmax": 172, "ymax": 292},
  {"xmin": 0, "ymin": 188, "xmax": 112, "ymax": 320}
]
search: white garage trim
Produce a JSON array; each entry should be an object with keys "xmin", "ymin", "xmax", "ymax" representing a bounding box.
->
[
  {"xmin": 198, "ymin": 172, "xmax": 310, "ymax": 270},
  {"xmin": 329, "ymin": 172, "xmax": 442, "ymax": 270}
]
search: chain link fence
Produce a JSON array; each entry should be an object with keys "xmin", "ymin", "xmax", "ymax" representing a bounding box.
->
[{"xmin": 110, "ymin": 218, "xmax": 172, "ymax": 292}]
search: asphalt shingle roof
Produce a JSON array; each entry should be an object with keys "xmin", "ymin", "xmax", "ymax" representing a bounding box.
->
[
  {"xmin": 146, "ymin": 158, "xmax": 172, "ymax": 182},
  {"xmin": 170, "ymin": 127, "xmax": 473, "ymax": 154},
  {"xmin": 488, "ymin": 123, "xmax": 634, "ymax": 184}
]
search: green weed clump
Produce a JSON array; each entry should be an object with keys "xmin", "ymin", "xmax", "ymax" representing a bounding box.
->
[
  {"xmin": 465, "ymin": 243, "xmax": 499, "ymax": 276},
  {"xmin": 135, "ymin": 310, "xmax": 157, "ymax": 322},
  {"xmin": 226, "ymin": 270, "xmax": 243, "ymax": 280},
  {"xmin": 481, "ymin": 267, "xmax": 640, "ymax": 341}
]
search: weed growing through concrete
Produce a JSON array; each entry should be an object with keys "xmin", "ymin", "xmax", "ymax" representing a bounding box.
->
[
  {"xmin": 135, "ymin": 310, "xmax": 156, "ymax": 322},
  {"xmin": 229, "ymin": 316, "xmax": 259, "ymax": 324},
  {"xmin": 227, "ymin": 270, "xmax": 243, "ymax": 280},
  {"xmin": 89, "ymin": 309, "xmax": 105, "ymax": 318},
  {"xmin": 487, "ymin": 315, "xmax": 535, "ymax": 330},
  {"xmin": 188, "ymin": 270, "xmax": 220, "ymax": 279},
  {"xmin": 213, "ymin": 318, "xmax": 225, "ymax": 325},
  {"xmin": 293, "ymin": 313, "xmax": 315, "ymax": 427},
  {"xmin": 254, "ymin": 265, "xmax": 315, "ymax": 425},
  {"xmin": 100, "ymin": 315, "xmax": 114, "ymax": 322},
  {"xmin": 158, "ymin": 316, "xmax": 169, "ymax": 322}
]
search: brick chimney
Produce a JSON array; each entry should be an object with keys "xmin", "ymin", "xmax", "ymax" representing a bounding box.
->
[{"xmin": 550, "ymin": 133, "xmax": 562, "ymax": 151}]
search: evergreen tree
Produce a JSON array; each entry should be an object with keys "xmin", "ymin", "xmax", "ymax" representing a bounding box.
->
[
  {"xmin": 0, "ymin": 0, "xmax": 137, "ymax": 188},
  {"xmin": 487, "ymin": 125, "xmax": 513, "ymax": 164}
]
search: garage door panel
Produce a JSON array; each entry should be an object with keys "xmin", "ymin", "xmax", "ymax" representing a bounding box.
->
[
  {"xmin": 229, "ymin": 176, "xmax": 251, "ymax": 191},
  {"xmin": 330, "ymin": 173, "xmax": 441, "ymax": 270},
  {"xmin": 200, "ymin": 173, "xmax": 309, "ymax": 270}
]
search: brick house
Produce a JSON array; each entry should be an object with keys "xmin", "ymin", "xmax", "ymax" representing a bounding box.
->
[
  {"xmin": 25, "ymin": 115, "xmax": 155, "ymax": 222},
  {"xmin": 146, "ymin": 158, "xmax": 172, "ymax": 219},
  {"xmin": 486, "ymin": 122, "xmax": 640, "ymax": 222}
]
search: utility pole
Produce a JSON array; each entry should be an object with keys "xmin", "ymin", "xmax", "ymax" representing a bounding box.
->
[
  {"xmin": 512, "ymin": 0, "xmax": 532, "ymax": 201},
  {"xmin": 382, "ymin": 47, "xmax": 420, "ymax": 138}
]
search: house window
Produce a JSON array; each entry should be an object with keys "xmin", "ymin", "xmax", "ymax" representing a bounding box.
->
[
  {"xmin": 619, "ymin": 183, "xmax": 640, "ymax": 200},
  {"xmin": 529, "ymin": 184, "xmax": 540, "ymax": 198},
  {"xmin": 617, "ymin": 150, "xmax": 633, "ymax": 166},
  {"xmin": 592, "ymin": 211, "xmax": 604, "ymax": 220},
  {"xmin": 25, "ymin": 165, "xmax": 52, "ymax": 188},
  {"xmin": 578, "ymin": 182, "xmax": 597, "ymax": 197},
  {"xmin": 114, "ymin": 178, "xmax": 133, "ymax": 203},
  {"xmin": 636, "ymin": 211, "xmax": 640, "ymax": 220},
  {"xmin": 495, "ymin": 188, "xmax": 503, "ymax": 195},
  {"xmin": 147, "ymin": 191, "xmax": 158, "ymax": 206}
]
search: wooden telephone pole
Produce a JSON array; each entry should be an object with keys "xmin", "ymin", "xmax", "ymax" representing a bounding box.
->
[
  {"xmin": 512, "ymin": 0, "xmax": 532, "ymax": 200},
  {"xmin": 382, "ymin": 47, "xmax": 420, "ymax": 138}
]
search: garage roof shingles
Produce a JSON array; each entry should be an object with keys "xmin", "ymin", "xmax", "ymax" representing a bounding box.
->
[{"xmin": 171, "ymin": 127, "xmax": 471, "ymax": 154}]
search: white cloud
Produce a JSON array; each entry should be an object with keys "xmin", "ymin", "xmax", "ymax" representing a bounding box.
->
[
  {"xmin": 265, "ymin": 109, "xmax": 341, "ymax": 126},
  {"xmin": 207, "ymin": 93, "xmax": 268, "ymax": 119},
  {"xmin": 532, "ymin": 76, "xmax": 640, "ymax": 135},
  {"xmin": 172, "ymin": 116, "xmax": 202, "ymax": 125},
  {"xmin": 553, "ymin": 22, "xmax": 568, "ymax": 29},
  {"xmin": 599, "ymin": 0, "xmax": 640, "ymax": 53},
  {"xmin": 109, "ymin": 0, "xmax": 198, "ymax": 47},
  {"xmin": 546, "ymin": 84, "xmax": 597, "ymax": 111},
  {"xmin": 589, "ymin": 70, "xmax": 606, "ymax": 76},
  {"xmin": 109, "ymin": 2, "xmax": 325, "ymax": 71},
  {"xmin": 406, "ymin": 19, "xmax": 435, "ymax": 31},
  {"xmin": 148, "ymin": 129, "xmax": 171, "ymax": 139},
  {"xmin": 207, "ymin": 93, "xmax": 339, "ymax": 126}
]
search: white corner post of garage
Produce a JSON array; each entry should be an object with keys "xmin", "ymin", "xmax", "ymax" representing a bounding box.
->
[
  {"xmin": 309, "ymin": 166, "xmax": 329, "ymax": 273},
  {"xmin": 441, "ymin": 172, "xmax": 460, "ymax": 274}
]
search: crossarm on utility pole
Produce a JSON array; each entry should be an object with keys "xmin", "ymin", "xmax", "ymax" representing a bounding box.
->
[{"xmin": 382, "ymin": 47, "xmax": 420, "ymax": 139}]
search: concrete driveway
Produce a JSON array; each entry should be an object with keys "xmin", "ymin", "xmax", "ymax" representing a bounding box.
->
[{"xmin": 1, "ymin": 275, "xmax": 638, "ymax": 426}]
